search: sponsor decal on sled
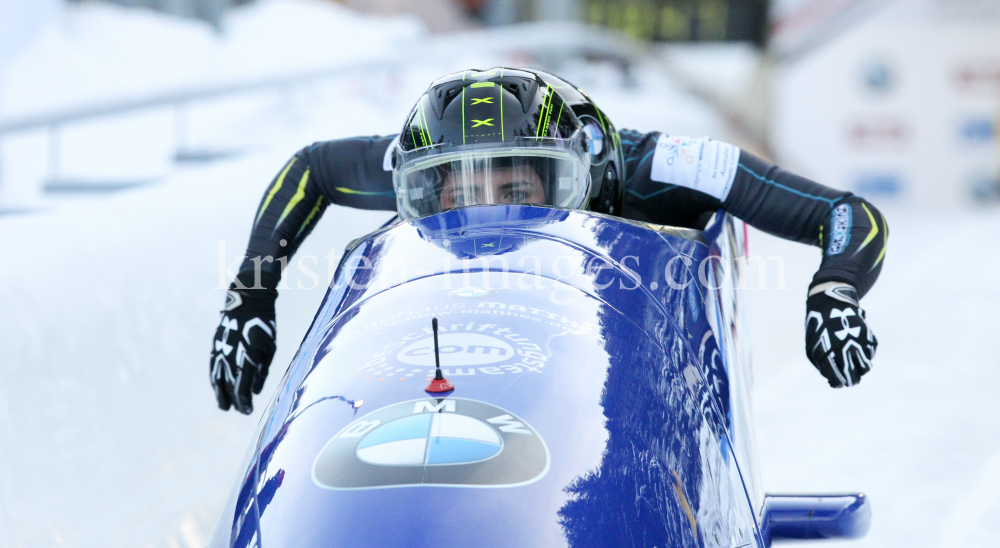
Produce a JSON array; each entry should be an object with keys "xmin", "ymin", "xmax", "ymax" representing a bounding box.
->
[
  {"xmin": 312, "ymin": 398, "xmax": 549, "ymax": 489},
  {"xmin": 358, "ymin": 319, "xmax": 552, "ymax": 380}
]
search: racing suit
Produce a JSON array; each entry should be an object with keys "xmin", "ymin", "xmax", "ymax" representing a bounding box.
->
[{"xmin": 238, "ymin": 131, "xmax": 888, "ymax": 296}]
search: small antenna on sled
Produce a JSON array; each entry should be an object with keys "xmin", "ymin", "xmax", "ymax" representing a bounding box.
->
[{"xmin": 425, "ymin": 317, "xmax": 454, "ymax": 393}]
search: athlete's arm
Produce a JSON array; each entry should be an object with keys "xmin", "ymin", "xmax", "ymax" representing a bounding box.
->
[
  {"xmin": 724, "ymin": 149, "xmax": 886, "ymax": 387},
  {"xmin": 726, "ymin": 151, "xmax": 887, "ymax": 296},
  {"xmin": 618, "ymin": 130, "xmax": 887, "ymax": 296},
  {"xmin": 619, "ymin": 129, "xmax": 886, "ymax": 387},
  {"xmin": 236, "ymin": 135, "xmax": 398, "ymax": 288},
  {"xmin": 210, "ymin": 135, "xmax": 397, "ymax": 413}
]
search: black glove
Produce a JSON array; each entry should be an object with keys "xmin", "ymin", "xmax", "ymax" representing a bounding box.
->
[
  {"xmin": 805, "ymin": 283, "xmax": 877, "ymax": 388},
  {"xmin": 210, "ymin": 285, "xmax": 277, "ymax": 414}
]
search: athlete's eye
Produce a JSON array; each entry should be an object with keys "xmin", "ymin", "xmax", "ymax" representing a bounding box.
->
[
  {"xmin": 502, "ymin": 181, "xmax": 533, "ymax": 203},
  {"xmin": 508, "ymin": 191, "xmax": 529, "ymax": 203}
]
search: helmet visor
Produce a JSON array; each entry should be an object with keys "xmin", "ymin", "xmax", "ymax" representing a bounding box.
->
[{"xmin": 394, "ymin": 134, "xmax": 591, "ymax": 220}]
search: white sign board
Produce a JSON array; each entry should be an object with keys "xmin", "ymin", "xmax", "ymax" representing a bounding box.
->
[{"xmin": 771, "ymin": 0, "xmax": 1000, "ymax": 208}]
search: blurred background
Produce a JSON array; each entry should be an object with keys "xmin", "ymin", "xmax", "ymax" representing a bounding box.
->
[{"xmin": 0, "ymin": 0, "xmax": 998, "ymax": 546}]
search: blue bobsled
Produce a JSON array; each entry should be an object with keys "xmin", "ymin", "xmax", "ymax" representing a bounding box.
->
[{"xmin": 208, "ymin": 206, "xmax": 870, "ymax": 548}]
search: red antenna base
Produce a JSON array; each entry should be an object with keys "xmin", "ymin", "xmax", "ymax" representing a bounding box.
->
[{"xmin": 425, "ymin": 377, "xmax": 454, "ymax": 393}]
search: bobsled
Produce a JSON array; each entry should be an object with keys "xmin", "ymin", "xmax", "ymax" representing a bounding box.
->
[{"xmin": 209, "ymin": 206, "xmax": 870, "ymax": 548}]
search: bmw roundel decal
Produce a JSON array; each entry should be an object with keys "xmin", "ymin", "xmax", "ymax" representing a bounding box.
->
[{"xmin": 312, "ymin": 398, "xmax": 549, "ymax": 489}]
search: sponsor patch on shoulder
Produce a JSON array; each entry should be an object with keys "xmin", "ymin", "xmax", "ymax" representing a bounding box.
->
[
  {"xmin": 827, "ymin": 203, "xmax": 852, "ymax": 255},
  {"xmin": 649, "ymin": 135, "xmax": 740, "ymax": 201}
]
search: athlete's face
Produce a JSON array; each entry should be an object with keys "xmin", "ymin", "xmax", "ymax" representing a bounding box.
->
[{"xmin": 439, "ymin": 166, "xmax": 545, "ymax": 210}]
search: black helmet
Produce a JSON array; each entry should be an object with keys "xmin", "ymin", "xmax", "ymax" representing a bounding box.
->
[{"xmin": 392, "ymin": 68, "xmax": 624, "ymax": 220}]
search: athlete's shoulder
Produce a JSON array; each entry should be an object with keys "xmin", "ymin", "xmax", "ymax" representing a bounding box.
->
[
  {"xmin": 616, "ymin": 130, "xmax": 742, "ymax": 204},
  {"xmin": 291, "ymin": 135, "xmax": 398, "ymax": 207},
  {"xmin": 303, "ymin": 135, "xmax": 397, "ymax": 163},
  {"xmin": 616, "ymin": 129, "xmax": 659, "ymax": 155},
  {"xmin": 617, "ymin": 128, "xmax": 653, "ymax": 141}
]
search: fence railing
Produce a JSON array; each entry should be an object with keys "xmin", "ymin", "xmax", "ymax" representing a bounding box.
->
[{"xmin": 0, "ymin": 22, "xmax": 643, "ymax": 200}]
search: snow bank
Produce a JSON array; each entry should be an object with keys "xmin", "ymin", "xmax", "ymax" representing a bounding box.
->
[
  {"xmin": 0, "ymin": 0, "xmax": 425, "ymax": 117},
  {"xmin": 0, "ymin": 0, "xmax": 425, "ymax": 207},
  {"xmin": 0, "ymin": 0, "xmax": 60, "ymax": 77},
  {"xmin": 0, "ymin": 148, "xmax": 394, "ymax": 547}
]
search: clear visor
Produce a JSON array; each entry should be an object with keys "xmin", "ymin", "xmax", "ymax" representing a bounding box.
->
[{"xmin": 394, "ymin": 133, "xmax": 591, "ymax": 220}]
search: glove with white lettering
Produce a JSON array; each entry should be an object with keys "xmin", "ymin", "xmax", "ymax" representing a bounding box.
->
[
  {"xmin": 805, "ymin": 282, "xmax": 877, "ymax": 388},
  {"xmin": 210, "ymin": 283, "xmax": 277, "ymax": 414}
]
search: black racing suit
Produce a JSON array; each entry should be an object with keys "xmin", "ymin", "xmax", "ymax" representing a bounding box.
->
[{"xmin": 238, "ymin": 131, "xmax": 888, "ymax": 296}]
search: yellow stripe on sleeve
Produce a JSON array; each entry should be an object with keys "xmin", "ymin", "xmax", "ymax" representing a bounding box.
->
[
  {"xmin": 853, "ymin": 203, "xmax": 880, "ymax": 255},
  {"xmin": 274, "ymin": 168, "xmax": 310, "ymax": 232},
  {"xmin": 255, "ymin": 157, "xmax": 297, "ymax": 226},
  {"xmin": 295, "ymin": 196, "xmax": 324, "ymax": 240},
  {"xmin": 871, "ymin": 213, "xmax": 888, "ymax": 270}
]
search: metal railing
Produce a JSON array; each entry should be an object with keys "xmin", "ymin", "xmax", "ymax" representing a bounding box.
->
[{"xmin": 0, "ymin": 22, "xmax": 643, "ymax": 199}]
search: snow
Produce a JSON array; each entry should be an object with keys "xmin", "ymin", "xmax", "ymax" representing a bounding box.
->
[
  {"xmin": 0, "ymin": 148, "xmax": 393, "ymax": 546},
  {"xmin": 0, "ymin": 0, "xmax": 60, "ymax": 75},
  {"xmin": 0, "ymin": 0, "xmax": 425, "ymax": 117},
  {"xmin": 1, "ymin": 0, "xmax": 999, "ymax": 546},
  {"xmin": 748, "ymin": 205, "xmax": 1000, "ymax": 547},
  {"xmin": 0, "ymin": 0, "xmax": 428, "ymax": 206}
]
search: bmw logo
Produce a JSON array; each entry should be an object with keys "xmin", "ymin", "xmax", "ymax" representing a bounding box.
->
[
  {"xmin": 312, "ymin": 398, "xmax": 549, "ymax": 490},
  {"xmin": 448, "ymin": 287, "xmax": 498, "ymax": 299}
]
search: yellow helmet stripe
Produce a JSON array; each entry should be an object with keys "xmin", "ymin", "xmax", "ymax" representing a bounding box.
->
[
  {"xmin": 554, "ymin": 98, "xmax": 565, "ymax": 133},
  {"xmin": 419, "ymin": 98, "xmax": 431, "ymax": 147},
  {"xmin": 537, "ymin": 85, "xmax": 554, "ymax": 137},
  {"xmin": 499, "ymin": 81, "xmax": 504, "ymax": 141}
]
